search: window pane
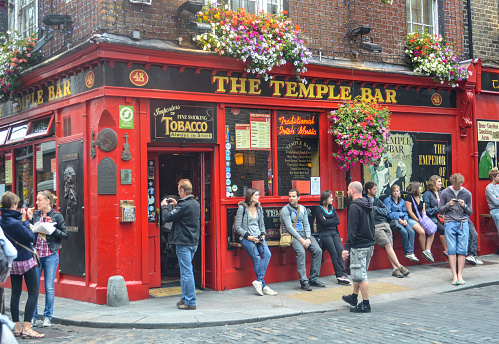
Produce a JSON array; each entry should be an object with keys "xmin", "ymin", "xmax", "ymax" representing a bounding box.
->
[
  {"xmin": 15, "ymin": 146, "xmax": 33, "ymax": 208},
  {"xmin": 0, "ymin": 151, "xmax": 13, "ymax": 194},
  {"xmin": 225, "ymin": 108, "xmax": 272, "ymax": 197},
  {"xmin": 276, "ymin": 111, "xmax": 319, "ymax": 196},
  {"xmin": 28, "ymin": 117, "xmax": 51, "ymax": 134},
  {"xmin": 0, "ymin": 129, "xmax": 9, "ymax": 145},
  {"xmin": 407, "ymin": 0, "xmax": 435, "ymax": 34},
  {"xmin": 10, "ymin": 124, "xmax": 28, "ymax": 141},
  {"xmin": 36, "ymin": 141, "xmax": 56, "ymax": 195},
  {"xmin": 231, "ymin": 0, "xmax": 257, "ymax": 13}
]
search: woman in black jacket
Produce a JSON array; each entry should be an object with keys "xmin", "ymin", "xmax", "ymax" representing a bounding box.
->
[
  {"xmin": 28, "ymin": 190, "xmax": 68, "ymax": 328},
  {"xmin": 0, "ymin": 191, "xmax": 44, "ymax": 339},
  {"xmin": 315, "ymin": 190, "xmax": 351, "ymax": 285}
]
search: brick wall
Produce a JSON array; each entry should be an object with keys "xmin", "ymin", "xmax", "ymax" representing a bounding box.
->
[
  {"xmin": 37, "ymin": 0, "xmax": 467, "ymax": 66},
  {"xmin": 464, "ymin": 0, "xmax": 499, "ymax": 65}
]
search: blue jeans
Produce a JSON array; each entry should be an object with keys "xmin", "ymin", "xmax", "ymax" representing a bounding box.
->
[
  {"xmin": 491, "ymin": 209, "xmax": 499, "ymax": 233},
  {"xmin": 176, "ymin": 245, "xmax": 198, "ymax": 306},
  {"xmin": 240, "ymin": 238, "xmax": 271, "ymax": 287},
  {"xmin": 389, "ymin": 220, "xmax": 415, "ymax": 255},
  {"xmin": 33, "ymin": 252, "xmax": 59, "ymax": 320},
  {"xmin": 445, "ymin": 222, "xmax": 469, "ymax": 256}
]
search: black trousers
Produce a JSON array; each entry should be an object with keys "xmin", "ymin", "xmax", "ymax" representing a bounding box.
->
[
  {"xmin": 319, "ymin": 230, "xmax": 347, "ymax": 278},
  {"xmin": 10, "ymin": 266, "xmax": 39, "ymax": 323}
]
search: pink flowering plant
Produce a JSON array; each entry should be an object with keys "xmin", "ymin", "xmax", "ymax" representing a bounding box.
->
[
  {"xmin": 405, "ymin": 31, "xmax": 470, "ymax": 88},
  {"xmin": 0, "ymin": 32, "xmax": 39, "ymax": 103},
  {"xmin": 328, "ymin": 97, "xmax": 391, "ymax": 170},
  {"xmin": 193, "ymin": 5, "xmax": 311, "ymax": 82}
]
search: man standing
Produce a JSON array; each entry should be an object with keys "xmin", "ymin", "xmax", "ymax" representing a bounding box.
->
[
  {"xmin": 364, "ymin": 182, "xmax": 410, "ymax": 278},
  {"xmin": 342, "ymin": 181, "xmax": 375, "ymax": 313},
  {"xmin": 485, "ymin": 167, "xmax": 499, "ymax": 253},
  {"xmin": 281, "ymin": 189, "xmax": 324, "ymax": 291},
  {"xmin": 438, "ymin": 173, "xmax": 472, "ymax": 285},
  {"xmin": 161, "ymin": 179, "xmax": 200, "ymax": 310}
]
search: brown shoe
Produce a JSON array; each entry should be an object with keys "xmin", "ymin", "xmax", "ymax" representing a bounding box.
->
[
  {"xmin": 177, "ymin": 303, "xmax": 196, "ymax": 310},
  {"xmin": 176, "ymin": 299, "xmax": 184, "ymax": 307}
]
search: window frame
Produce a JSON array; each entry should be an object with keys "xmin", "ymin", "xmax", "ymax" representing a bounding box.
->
[
  {"xmin": 208, "ymin": 0, "xmax": 283, "ymax": 14},
  {"xmin": 406, "ymin": 0, "xmax": 438, "ymax": 35},
  {"xmin": 8, "ymin": 0, "xmax": 38, "ymax": 38}
]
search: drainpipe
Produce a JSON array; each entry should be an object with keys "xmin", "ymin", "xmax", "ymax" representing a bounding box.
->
[{"xmin": 467, "ymin": 0, "xmax": 473, "ymax": 60}]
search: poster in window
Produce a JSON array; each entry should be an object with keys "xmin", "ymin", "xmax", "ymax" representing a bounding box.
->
[
  {"xmin": 36, "ymin": 145, "xmax": 43, "ymax": 171},
  {"xmin": 477, "ymin": 120, "xmax": 499, "ymax": 179},
  {"xmin": 4, "ymin": 152, "xmax": 12, "ymax": 184},
  {"xmin": 235, "ymin": 124, "xmax": 251, "ymax": 150},
  {"xmin": 362, "ymin": 132, "xmax": 452, "ymax": 198},
  {"xmin": 250, "ymin": 113, "xmax": 271, "ymax": 150}
]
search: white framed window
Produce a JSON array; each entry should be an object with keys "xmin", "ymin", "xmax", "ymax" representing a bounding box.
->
[
  {"xmin": 229, "ymin": 0, "xmax": 281, "ymax": 14},
  {"xmin": 406, "ymin": 0, "xmax": 438, "ymax": 34},
  {"xmin": 8, "ymin": 0, "xmax": 38, "ymax": 38}
]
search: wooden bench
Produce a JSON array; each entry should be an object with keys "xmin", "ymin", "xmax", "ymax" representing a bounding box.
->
[
  {"xmin": 479, "ymin": 214, "xmax": 492, "ymax": 218},
  {"xmin": 229, "ymin": 225, "xmax": 293, "ymax": 248}
]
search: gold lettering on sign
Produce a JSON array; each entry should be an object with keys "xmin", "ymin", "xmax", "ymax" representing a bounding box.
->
[{"xmin": 493, "ymin": 80, "xmax": 499, "ymax": 89}]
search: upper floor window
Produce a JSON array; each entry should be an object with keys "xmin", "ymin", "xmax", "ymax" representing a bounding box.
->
[
  {"xmin": 229, "ymin": 0, "xmax": 281, "ymax": 14},
  {"xmin": 406, "ymin": 0, "xmax": 437, "ymax": 34},
  {"xmin": 9, "ymin": 0, "xmax": 38, "ymax": 38}
]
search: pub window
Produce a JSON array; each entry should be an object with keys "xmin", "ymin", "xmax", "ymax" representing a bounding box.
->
[
  {"xmin": 228, "ymin": 0, "xmax": 281, "ymax": 14},
  {"xmin": 26, "ymin": 116, "xmax": 55, "ymax": 140},
  {"xmin": 0, "ymin": 151, "xmax": 14, "ymax": 195},
  {"xmin": 406, "ymin": 0, "xmax": 438, "ymax": 34},
  {"xmin": 15, "ymin": 146, "xmax": 33, "ymax": 208},
  {"xmin": 0, "ymin": 129, "xmax": 10, "ymax": 146},
  {"xmin": 276, "ymin": 111, "xmax": 319, "ymax": 196},
  {"xmin": 225, "ymin": 107, "xmax": 272, "ymax": 197},
  {"xmin": 36, "ymin": 141, "xmax": 56, "ymax": 195},
  {"xmin": 8, "ymin": 123, "xmax": 29, "ymax": 143}
]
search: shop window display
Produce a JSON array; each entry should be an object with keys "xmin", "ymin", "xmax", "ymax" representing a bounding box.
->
[
  {"xmin": 15, "ymin": 146, "xmax": 33, "ymax": 207},
  {"xmin": 36, "ymin": 141, "xmax": 56, "ymax": 194},
  {"xmin": 0, "ymin": 151, "xmax": 13, "ymax": 194}
]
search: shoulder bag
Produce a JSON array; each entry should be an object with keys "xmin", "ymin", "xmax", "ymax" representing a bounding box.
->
[
  {"xmin": 5, "ymin": 234, "xmax": 40, "ymax": 268},
  {"xmin": 430, "ymin": 192, "xmax": 445, "ymax": 225},
  {"xmin": 279, "ymin": 206, "xmax": 298, "ymax": 246},
  {"xmin": 411, "ymin": 197, "xmax": 437, "ymax": 235}
]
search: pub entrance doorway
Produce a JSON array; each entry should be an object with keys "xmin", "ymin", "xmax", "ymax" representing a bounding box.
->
[{"xmin": 147, "ymin": 150, "xmax": 213, "ymax": 290}]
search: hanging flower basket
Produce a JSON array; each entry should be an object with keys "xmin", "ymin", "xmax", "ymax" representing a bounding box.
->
[
  {"xmin": 0, "ymin": 32, "xmax": 40, "ymax": 104},
  {"xmin": 192, "ymin": 6, "xmax": 312, "ymax": 82},
  {"xmin": 328, "ymin": 97, "xmax": 391, "ymax": 170},
  {"xmin": 405, "ymin": 31, "xmax": 470, "ymax": 88}
]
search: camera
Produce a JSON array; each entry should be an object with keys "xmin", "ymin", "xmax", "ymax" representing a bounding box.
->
[
  {"xmin": 257, "ymin": 234, "xmax": 264, "ymax": 242},
  {"xmin": 163, "ymin": 197, "xmax": 170, "ymax": 204}
]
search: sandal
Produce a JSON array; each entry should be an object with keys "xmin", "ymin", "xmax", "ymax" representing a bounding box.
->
[
  {"xmin": 458, "ymin": 279, "xmax": 466, "ymax": 285},
  {"xmin": 451, "ymin": 280, "xmax": 460, "ymax": 286},
  {"xmin": 13, "ymin": 330, "xmax": 22, "ymax": 337},
  {"xmin": 22, "ymin": 330, "xmax": 45, "ymax": 339}
]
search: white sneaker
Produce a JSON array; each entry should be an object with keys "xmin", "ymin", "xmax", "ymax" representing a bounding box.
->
[
  {"xmin": 405, "ymin": 253, "xmax": 419, "ymax": 262},
  {"xmin": 42, "ymin": 317, "xmax": 52, "ymax": 327},
  {"xmin": 252, "ymin": 280, "xmax": 263, "ymax": 296},
  {"xmin": 466, "ymin": 255, "xmax": 477, "ymax": 265},
  {"xmin": 262, "ymin": 286, "xmax": 277, "ymax": 295},
  {"xmin": 475, "ymin": 257, "xmax": 484, "ymax": 265}
]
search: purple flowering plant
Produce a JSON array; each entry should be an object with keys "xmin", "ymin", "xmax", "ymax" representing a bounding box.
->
[
  {"xmin": 0, "ymin": 32, "xmax": 40, "ymax": 103},
  {"xmin": 405, "ymin": 31, "xmax": 470, "ymax": 88},
  {"xmin": 193, "ymin": 5, "xmax": 312, "ymax": 82},
  {"xmin": 328, "ymin": 97, "xmax": 391, "ymax": 170}
]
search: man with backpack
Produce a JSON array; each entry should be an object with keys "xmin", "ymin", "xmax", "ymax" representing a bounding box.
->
[{"xmin": 280, "ymin": 189, "xmax": 324, "ymax": 291}]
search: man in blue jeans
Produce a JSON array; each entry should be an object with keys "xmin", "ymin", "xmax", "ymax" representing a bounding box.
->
[
  {"xmin": 161, "ymin": 179, "xmax": 200, "ymax": 310},
  {"xmin": 485, "ymin": 167, "xmax": 499, "ymax": 254}
]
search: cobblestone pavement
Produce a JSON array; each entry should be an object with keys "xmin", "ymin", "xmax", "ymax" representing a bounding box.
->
[{"xmin": 27, "ymin": 284, "xmax": 499, "ymax": 344}]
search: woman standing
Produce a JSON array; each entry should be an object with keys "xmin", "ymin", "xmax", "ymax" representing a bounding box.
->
[
  {"xmin": 405, "ymin": 181, "xmax": 435, "ymax": 262},
  {"xmin": 384, "ymin": 185, "xmax": 418, "ymax": 262},
  {"xmin": 423, "ymin": 175, "xmax": 448, "ymax": 257},
  {"xmin": 0, "ymin": 191, "xmax": 44, "ymax": 339},
  {"xmin": 234, "ymin": 188, "xmax": 276, "ymax": 296},
  {"xmin": 29, "ymin": 190, "xmax": 68, "ymax": 328},
  {"xmin": 315, "ymin": 190, "xmax": 351, "ymax": 285}
]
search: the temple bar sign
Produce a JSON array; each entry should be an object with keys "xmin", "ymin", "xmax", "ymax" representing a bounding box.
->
[{"xmin": 151, "ymin": 100, "xmax": 216, "ymax": 143}]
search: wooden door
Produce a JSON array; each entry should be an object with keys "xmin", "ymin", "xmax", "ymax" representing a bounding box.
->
[{"xmin": 147, "ymin": 153, "xmax": 161, "ymax": 288}]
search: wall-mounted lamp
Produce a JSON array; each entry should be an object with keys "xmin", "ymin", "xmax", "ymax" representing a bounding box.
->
[
  {"xmin": 347, "ymin": 25, "xmax": 382, "ymax": 54},
  {"xmin": 177, "ymin": 1, "xmax": 212, "ymax": 34},
  {"xmin": 33, "ymin": 14, "xmax": 72, "ymax": 51},
  {"xmin": 188, "ymin": 22, "xmax": 212, "ymax": 34}
]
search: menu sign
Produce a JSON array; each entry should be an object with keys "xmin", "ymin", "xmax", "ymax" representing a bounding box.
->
[
  {"xmin": 4, "ymin": 152, "xmax": 12, "ymax": 184},
  {"xmin": 235, "ymin": 124, "xmax": 251, "ymax": 150},
  {"xmin": 250, "ymin": 113, "xmax": 271, "ymax": 150},
  {"xmin": 36, "ymin": 145, "xmax": 43, "ymax": 171},
  {"xmin": 151, "ymin": 100, "xmax": 216, "ymax": 143}
]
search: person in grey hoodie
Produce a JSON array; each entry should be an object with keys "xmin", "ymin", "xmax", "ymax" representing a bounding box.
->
[
  {"xmin": 234, "ymin": 188, "xmax": 276, "ymax": 296},
  {"xmin": 438, "ymin": 173, "xmax": 472, "ymax": 286},
  {"xmin": 342, "ymin": 181, "xmax": 375, "ymax": 313},
  {"xmin": 281, "ymin": 189, "xmax": 324, "ymax": 291}
]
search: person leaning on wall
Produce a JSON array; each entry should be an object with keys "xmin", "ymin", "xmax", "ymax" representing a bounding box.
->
[{"xmin": 234, "ymin": 188, "xmax": 277, "ymax": 296}]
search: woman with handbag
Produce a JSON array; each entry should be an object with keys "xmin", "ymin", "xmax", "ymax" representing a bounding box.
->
[
  {"xmin": 28, "ymin": 190, "xmax": 68, "ymax": 328},
  {"xmin": 423, "ymin": 175, "xmax": 448, "ymax": 257},
  {"xmin": 404, "ymin": 182, "xmax": 436, "ymax": 262},
  {"xmin": 234, "ymin": 188, "xmax": 277, "ymax": 296},
  {"xmin": 315, "ymin": 190, "xmax": 351, "ymax": 285},
  {"xmin": 0, "ymin": 192, "xmax": 44, "ymax": 339}
]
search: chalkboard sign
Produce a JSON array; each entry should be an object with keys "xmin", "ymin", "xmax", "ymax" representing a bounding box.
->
[{"xmin": 227, "ymin": 205, "xmax": 316, "ymax": 249}]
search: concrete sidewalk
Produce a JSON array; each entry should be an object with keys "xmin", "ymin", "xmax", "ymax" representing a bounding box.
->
[{"xmin": 6, "ymin": 254, "xmax": 499, "ymax": 329}]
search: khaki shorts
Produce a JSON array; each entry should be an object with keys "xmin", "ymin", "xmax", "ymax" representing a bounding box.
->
[
  {"xmin": 374, "ymin": 222, "xmax": 393, "ymax": 248},
  {"xmin": 350, "ymin": 246, "xmax": 374, "ymax": 283}
]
